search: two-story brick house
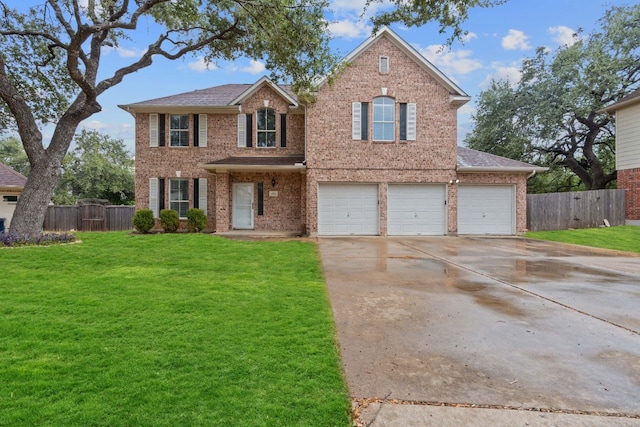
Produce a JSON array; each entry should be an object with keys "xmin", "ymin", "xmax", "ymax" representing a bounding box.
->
[{"xmin": 121, "ymin": 27, "xmax": 544, "ymax": 236}]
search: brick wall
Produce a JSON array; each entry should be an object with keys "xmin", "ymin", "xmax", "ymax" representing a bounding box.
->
[
  {"xmin": 134, "ymin": 84, "xmax": 306, "ymax": 231},
  {"xmin": 618, "ymin": 167, "xmax": 640, "ymax": 220}
]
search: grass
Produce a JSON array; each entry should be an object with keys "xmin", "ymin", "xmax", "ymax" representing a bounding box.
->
[
  {"xmin": 0, "ymin": 232, "xmax": 351, "ymax": 426},
  {"xmin": 526, "ymin": 225, "xmax": 640, "ymax": 253}
]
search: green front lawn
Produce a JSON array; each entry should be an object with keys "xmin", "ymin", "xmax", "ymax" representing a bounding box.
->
[
  {"xmin": 526, "ymin": 225, "xmax": 640, "ymax": 254},
  {"xmin": 0, "ymin": 233, "xmax": 351, "ymax": 426}
]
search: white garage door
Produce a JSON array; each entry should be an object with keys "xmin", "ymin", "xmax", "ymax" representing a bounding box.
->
[
  {"xmin": 388, "ymin": 184, "xmax": 446, "ymax": 235},
  {"xmin": 318, "ymin": 184, "xmax": 379, "ymax": 235},
  {"xmin": 458, "ymin": 185, "xmax": 515, "ymax": 235}
]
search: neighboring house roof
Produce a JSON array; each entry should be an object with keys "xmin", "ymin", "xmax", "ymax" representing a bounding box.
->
[
  {"xmin": 199, "ymin": 156, "xmax": 306, "ymax": 173},
  {"xmin": 0, "ymin": 162, "xmax": 27, "ymax": 190},
  {"xmin": 457, "ymin": 147, "xmax": 547, "ymax": 173},
  {"xmin": 314, "ymin": 26, "xmax": 470, "ymax": 107},
  {"xmin": 603, "ymin": 88, "xmax": 640, "ymax": 112},
  {"xmin": 119, "ymin": 78, "xmax": 298, "ymax": 114}
]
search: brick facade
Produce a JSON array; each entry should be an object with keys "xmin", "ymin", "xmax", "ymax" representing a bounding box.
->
[
  {"xmin": 618, "ymin": 168, "xmax": 640, "ymax": 220},
  {"xmin": 127, "ymin": 28, "xmax": 535, "ymax": 235}
]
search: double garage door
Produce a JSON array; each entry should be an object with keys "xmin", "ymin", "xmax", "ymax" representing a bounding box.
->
[
  {"xmin": 318, "ymin": 183, "xmax": 515, "ymax": 236},
  {"xmin": 318, "ymin": 184, "xmax": 447, "ymax": 236}
]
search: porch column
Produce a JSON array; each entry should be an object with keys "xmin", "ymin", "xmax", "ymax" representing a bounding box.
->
[{"xmin": 215, "ymin": 172, "xmax": 230, "ymax": 232}]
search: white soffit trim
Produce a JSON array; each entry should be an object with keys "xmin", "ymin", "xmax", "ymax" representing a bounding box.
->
[{"xmin": 228, "ymin": 76, "xmax": 299, "ymax": 107}]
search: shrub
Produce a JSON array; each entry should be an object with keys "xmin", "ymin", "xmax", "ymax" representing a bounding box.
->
[
  {"xmin": 186, "ymin": 208, "xmax": 207, "ymax": 233},
  {"xmin": 159, "ymin": 209, "xmax": 180, "ymax": 233},
  {"xmin": 133, "ymin": 209, "xmax": 155, "ymax": 234}
]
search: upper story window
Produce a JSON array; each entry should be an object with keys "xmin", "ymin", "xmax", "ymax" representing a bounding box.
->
[
  {"xmin": 170, "ymin": 114, "xmax": 189, "ymax": 147},
  {"xmin": 373, "ymin": 96, "xmax": 395, "ymax": 141},
  {"xmin": 256, "ymin": 108, "xmax": 276, "ymax": 148},
  {"xmin": 379, "ymin": 56, "xmax": 389, "ymax": 73}
]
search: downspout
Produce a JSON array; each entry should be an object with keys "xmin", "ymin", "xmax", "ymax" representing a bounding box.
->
[{"xmin": 527, "ymin": 169, "xmax": 537, "ymax": 179}]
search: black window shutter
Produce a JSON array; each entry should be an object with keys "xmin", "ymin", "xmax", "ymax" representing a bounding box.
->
[
  {"xmin": 361, "ymin": 102, "xmax": 368, "ymax": 140},
  {"xmin": 193, "ymin": 178, "xmax": 199, "ymax": 209},
  {"xmin": 257, "ymin": 182, "xmax": 264, "ymax": 216},
  {"xmin": 193, "ymin": 114, "xmax": 199, "ymax": 147},
  {"xmin": 280, "ymin": 114, "xmax": 287, "ymax": 147},
  {"xmin": 158, "ymin": 178, "xmax": 165, "ymax": 211},
  {"xmin": 158, "ymin": 114, "xmax": 166, "ymax": 147},
  {"xmin": 399, "ymin": 103, "xmax": 407, "ymax": 141},
  {"xmin": 246, "ymin": 113, "xmax": 253, "ymax": 147}
]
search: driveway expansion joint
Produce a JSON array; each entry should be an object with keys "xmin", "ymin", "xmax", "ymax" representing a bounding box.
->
[{"xmin": 392, "ymin": 238, "xmax": 640, "ymax": 336}]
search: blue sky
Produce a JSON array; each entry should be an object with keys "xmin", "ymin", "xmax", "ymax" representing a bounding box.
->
[{"xmin": 29, "ymin": 0, "xmax": 631, "ymax": 153}]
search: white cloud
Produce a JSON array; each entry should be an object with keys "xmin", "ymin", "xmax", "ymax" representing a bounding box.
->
[
  {"xmin": 479, "ymin": 63, "xmax": 522, "ymax": 89},
  {"xmin": 418, "ymin": 45, "xmax": 482, "ymax": 76},
  {"xmin": 501, "ymin": 29, "xmax": 531, "ymax": 51},
  {"xmin": 549, "ymin": 25, "xmax": 579, "ymax": 46},
  {"xmin": 241, "ymin": 59, "xmax": 266, "ymax": 74},
  {"xmin": 461, "ymin": 32, "xmax": 478, "ymax": 43},
  {"xmin": 187, "ymin": 57, "xmax": 218, "ymax": 72},
  {"xmin": 328, "ymin": 19, "xmax": 372, "ymax": 40},
  {"xmin": 458, "ymin": 103, "xmax": 476, "ymax": 116},
  {"xmin": 103, "ymin": 45, "xmax": 144, "ymax": 59}
]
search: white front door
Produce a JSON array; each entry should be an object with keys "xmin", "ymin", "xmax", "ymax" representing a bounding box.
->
[{"xmin": 233, "ymin": 183, "xmax": 254, "ymax": 229}]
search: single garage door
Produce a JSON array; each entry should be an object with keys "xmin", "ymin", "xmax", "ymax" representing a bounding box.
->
[
  {"xmin": 458, "ymin": 185, "xmax": 515, "ymax": 235},
  {"xmin": 388, "ymin": 184, "xmax": 446, "ymax": 235},
  {"xmin": 318, "ymin": 184, "xmax": 379, "ymax": 235}
]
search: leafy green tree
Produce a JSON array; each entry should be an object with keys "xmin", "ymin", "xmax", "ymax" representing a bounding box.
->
[
  {"xmin": 0, "ymin": 0, "xmax": 504, "ymax": 234},
  {"xmin": 465, "ymin": 4, "xmax": 640, "ymax": 192},
  {"xmin": 0, "ymin": 136, "xmax": 30, "ymax": 176},
  {"xmin": 52, "ymin": 130, "xmax": 134, "ymax": 205}
]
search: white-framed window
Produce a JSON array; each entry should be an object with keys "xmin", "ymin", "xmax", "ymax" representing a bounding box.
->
[
  {"xmin": 2, "ymin": 195, "xmax": 18, "ymax": 203},
  {"xmin": 170, "ymin": 178, "xmax": 189, "ymax": 218},
  {"xmin": 379, "ymin": 56, "xmax": 389, "ymax": 73},
  {"xmin": 373, "ymin": 96, "xmax": 395, "ymax": 141},
  {"xmin": 170, "ymin": 114, "xmax": 189, "ymax": 147},
  {"xmin": 256, "ymin": 108, "xmax": 276, "ymax": 148}
]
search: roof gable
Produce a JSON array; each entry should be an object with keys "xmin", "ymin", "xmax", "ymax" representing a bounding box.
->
[
  {"xmin": 229, "ymin": 76, "xmax": 298, "ymax": 107},
  {"xmin": 315, "ymin": 26, "xmax": 469, "ymax": 104},
  {"xmin": 0, "ymin": 162, "xmax": 27, "ymax": 189}
]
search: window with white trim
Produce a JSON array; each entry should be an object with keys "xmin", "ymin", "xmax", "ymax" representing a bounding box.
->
[
  {"xmin": 379, "ymin": 56, "xmax": 389, "ymax": 73},
  {"xmin": 256, "ymin": 108, "xmax": 276, "ymax": 148},
  {"xmin": 170, "ymin": 114, "xmax": 189, "ymax": 147},
  {"xmin": 373, "ymin": 96, "xmax": 395, "ymax": 141},
  {"xmin": 170, "ymin": 178, "xmax": 189, "ymax": 218}
]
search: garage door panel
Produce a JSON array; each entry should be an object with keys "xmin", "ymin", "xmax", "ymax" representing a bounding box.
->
[
  {"xmin": 318, "ymin": 184, "xmax": 379, "ymax": 235},
  {"xmin": 388, "ymin": 184, "xmax": 446, "ymax": 236},
  {"xmin": 458, "ymin": 185, "xmax": 514, "ymax": 235}
]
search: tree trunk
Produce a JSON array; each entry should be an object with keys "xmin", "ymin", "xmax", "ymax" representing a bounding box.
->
[{"xmin": 9, "ymin": 152, "xmax": 64, "ymax": 235}]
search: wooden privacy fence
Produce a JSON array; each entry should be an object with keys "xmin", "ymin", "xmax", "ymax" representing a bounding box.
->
[
  {"xmin": 527, "ymin": 189, "xmax": 625, "ymax": 231},
  {"xmin": 43, "ymin": 204, "xmax": 135, "ymax": 232}
]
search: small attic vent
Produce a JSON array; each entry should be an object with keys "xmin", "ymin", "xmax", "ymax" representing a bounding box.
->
[{"xmin": 379, "ymin": 56, "xmax": 389, "ymax": 73}]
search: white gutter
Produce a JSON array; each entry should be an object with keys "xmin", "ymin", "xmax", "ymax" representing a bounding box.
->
[{"xmin": 457, "ymin": 166, "xmax": 549, "ymax": 173}]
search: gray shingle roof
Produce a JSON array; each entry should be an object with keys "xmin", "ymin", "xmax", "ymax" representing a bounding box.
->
[
  {"xmin": 123, "ymin": 82, "xmax": 297, "ymax": 108},
  {"xmin": 0, "ymin": 162, "xmax": 27, "ymax": 188},
  {"xmin": 457, "ymin": 147, "xmax": 545, "ymax": 172}
]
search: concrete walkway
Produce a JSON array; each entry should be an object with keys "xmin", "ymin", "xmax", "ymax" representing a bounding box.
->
[{"xmin": 318, "ymin": 237, "xmax": 640, "ymax": 426}]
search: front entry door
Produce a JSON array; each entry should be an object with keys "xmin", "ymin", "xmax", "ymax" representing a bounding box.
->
[{"xmin": 233, "ymin": 183, "xmax": 254, "ymax": 229}]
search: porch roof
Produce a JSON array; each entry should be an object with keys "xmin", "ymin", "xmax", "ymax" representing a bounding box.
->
[{"xmin": 199, "ymin": 156, "xmax": 306, "ymax": 173}]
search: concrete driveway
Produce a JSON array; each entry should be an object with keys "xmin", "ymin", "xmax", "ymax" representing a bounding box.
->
[{"xmin": 318, "ymin": 237, "xmax": 640, "ymax": 426}]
